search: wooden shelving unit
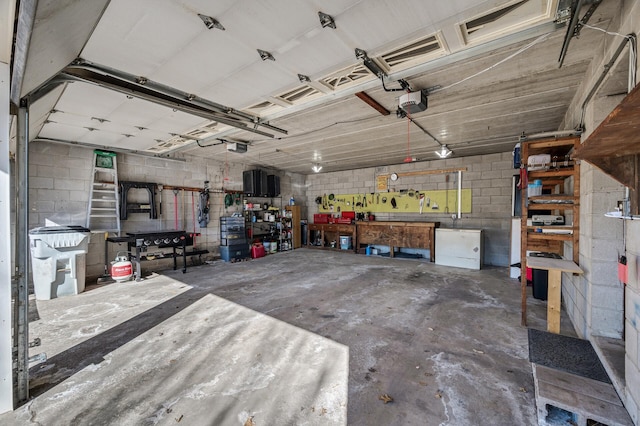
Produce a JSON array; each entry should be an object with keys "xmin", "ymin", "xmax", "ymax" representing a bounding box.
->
[
  {"xmin": 284, "ymin": 205, "xmax": 301, "ymax": 249},
  {"xmin": 520, "ymin": 136, "xmax": 580, "ymax": 326}
]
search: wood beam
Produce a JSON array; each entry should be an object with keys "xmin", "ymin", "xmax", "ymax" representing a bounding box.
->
[{"xmin": 355, "ymin": 92, "xmax": 390, "ymax": 116}]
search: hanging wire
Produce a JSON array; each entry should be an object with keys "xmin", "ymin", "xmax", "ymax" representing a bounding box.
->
[{"xmin": 431, "ymin": 33, "xmax": 551, "ymax": 94}]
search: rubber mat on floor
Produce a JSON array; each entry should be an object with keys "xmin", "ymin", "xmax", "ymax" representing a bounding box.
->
[{"xmin": 528, "ymin": 328, "xmax": 611, "ymax": 384}]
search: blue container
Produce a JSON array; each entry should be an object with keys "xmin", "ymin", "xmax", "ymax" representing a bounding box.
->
[
  {"xmin": 339, "ymin": 236, "xmax": 351, "ymax": 250},
  {"xmin": 513, "ymin": 143, "xmax": 521, "ymax": 169},
  {"xmin": 220, "ymin": 244, "xmax": 250, "ymax": 262}
]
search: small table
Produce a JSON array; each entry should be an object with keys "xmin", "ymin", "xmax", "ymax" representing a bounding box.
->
[{"xmin": 526, "ymin": 256, "xmax": 583, "ymax": 334}]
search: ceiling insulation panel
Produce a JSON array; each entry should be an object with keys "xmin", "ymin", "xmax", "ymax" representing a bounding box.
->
[
  {"xmin": 81, "ymin": 0, "xmax": 203, "ymax": 78},
  {"xmin": 53, "ymin": 83, "xmax": 128, "ymax": 121},
  {"xmin": 27, "ymin": 84, "xmax": 65, "ymax": 142},
  {"xmin": 149, "ymin": 32, "xmax": 254, "ymax": 95},
  {"xmin": 199, "ymin": 60, "xmax": 298, "ymax": 108},
  {"xmin": 38, "ymin": 121, "xmax": 94, "ymax": 142},
  {"xmin": 19, "ymin": 0, "xmax": 110, "ymax": 97}
]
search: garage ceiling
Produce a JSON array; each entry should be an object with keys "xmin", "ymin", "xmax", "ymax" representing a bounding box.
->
[{"xmin": 12, "ymin": 0, "xmax": 621, "ymax": 174}]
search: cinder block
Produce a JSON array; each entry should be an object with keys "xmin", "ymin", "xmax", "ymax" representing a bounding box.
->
[
  {"xmin": 470, "ymin": 179, "xmax": 492, "ymax": 189},
  {"xmin": 626, "ymin": 355, "xmax": 640, "ymax": 403},
  {"xmin": 481, "ymin": 153, "xmax": 502, "ymax": 162},
  {"xmin": 624, "ymin": 388, "xmax": 639, "ymax": 426},
  {"xmin": 490, "ymin": 195, "xmax": 510, "ymax": 205},
  {"xmin": 472, "ymin": 162, "xmax": 493, "ymax": 172},
  {"xmin": 30, "ymin": 177, "xmax": 54, "ymax": 189},
  {"xmin": 490, "ymin": 178, "xmax": 509, "ymax": 188},
  {"xmin": 481, "ymin": 170, "xmax": 502, "ymax": 179},
  {"xmin": 591, "ymin": 238, "xmax": 625, "ymax": 262},
  {"xmin": 491, "ymin": 160, "xmax": 511, "ymax": 171},
  {"xmin": 627, "ymin": 222, "xmax": 640, "ymax": 254},
  {"xmin": 625, "ymin": 319, "xmax": 638, "ymax": 369},
  {"xmin": 627, "ymin": 254, "xmax": 639, "ymax": 290},
  {"xmin": 590, "ymin": 282, "xmax": 624, "ymax": 311},
  {"xmin": 532, "ymin": 364, "xmax": 634, "ymax": 426}
]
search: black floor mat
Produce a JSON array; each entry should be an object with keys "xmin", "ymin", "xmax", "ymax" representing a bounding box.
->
[{"xmin": 528, "ymin": 328, "xmax": 611, "ymax": 384}]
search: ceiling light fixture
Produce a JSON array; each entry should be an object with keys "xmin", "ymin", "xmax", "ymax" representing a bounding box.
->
[
  {"xmin": 298, "ymin": 74, "xmax": 311, "ymax": 83},
  {"xmin": 257, "ymin": 49, "xmax": 275, "ymax": 61},
  {"xmin": 435, "ymin": 145, "xmax": 452, "ymax": 159},
  {"xmin": 312, "ymin": 164, "xmax": 323, "ymax": 173},
  {"xmin": 198, "ymin": 14, "xmax": 225, "ymax": 30},
  {"xmin": 318, "ymin": 11, "xmax": 336, "ymax": 29}
]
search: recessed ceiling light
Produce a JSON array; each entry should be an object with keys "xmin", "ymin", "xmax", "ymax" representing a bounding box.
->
[{"xmin": 312, "ymin": 164, "xmax": 323, "ymax": 173}]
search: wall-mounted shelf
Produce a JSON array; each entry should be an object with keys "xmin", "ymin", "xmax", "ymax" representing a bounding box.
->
[{"xmin": 574, "ymin": 83, "xmax": 640, "ymax": 215}]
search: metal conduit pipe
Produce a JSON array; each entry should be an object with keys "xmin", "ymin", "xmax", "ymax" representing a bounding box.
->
[
  {"xmin": 62, "ymin": 61, "xmax": 287, "ymax": 135},
  {"xmin": 522, "ymin": 129, "xmax": 582, "ymax": 140},
  {"xmin": 578, "ymin": 33, "xmax": 637, "ymax": 131}
]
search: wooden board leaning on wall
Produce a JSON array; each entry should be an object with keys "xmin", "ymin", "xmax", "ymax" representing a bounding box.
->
[{"xmin": 316, "ymin": 189, "xmax": 472, "ymax": 214}]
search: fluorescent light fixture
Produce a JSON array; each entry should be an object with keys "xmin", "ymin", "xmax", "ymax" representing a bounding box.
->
[
  {"xmin": 312, "ymin": 164, "xmax": 323, "ymax": 173},
  {"xmin": 435, "ymin": 145, "xmax": 452, "ymax": 158}
]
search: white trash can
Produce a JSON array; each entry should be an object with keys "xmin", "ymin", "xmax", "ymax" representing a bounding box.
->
[{"xmin": 29, "ymin": 226, "xmax": 91, "ymax": 300}]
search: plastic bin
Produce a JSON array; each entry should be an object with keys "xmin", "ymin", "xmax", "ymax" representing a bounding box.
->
[
  {"xmin": 528, "ymin": 252, "xmax": 562, "ymax": 301},
  {"xmin": 29, "ymin": 225, "xmax": 91, "ymax": 300}
]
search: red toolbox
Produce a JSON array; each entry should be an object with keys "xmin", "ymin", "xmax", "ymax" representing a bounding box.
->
[
  {"xmin": 314, "ymin": 214, "xmax": 330, "ymax": 224},
  {"xmin": 333, "ymin": 218, "xmax": 353, "ymax": 224},
  {"xmin": 341, "ymin": 211, "xmax": 355, "ymax": 220}
]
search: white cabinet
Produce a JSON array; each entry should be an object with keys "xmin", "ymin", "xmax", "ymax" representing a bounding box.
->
[{"xmin": 435, "ymin": 228, "xmax": 483, "ymax": 270}]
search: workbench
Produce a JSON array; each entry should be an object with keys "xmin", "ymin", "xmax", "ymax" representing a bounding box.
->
[
  {"xmin": 307, "ymin": 223, "xmax": 357, "ymax": 252},
  {"xmin": 356, "ymin": 221, "xmax": 439, "ymax": 262},
  {"xmin": 526, "ymin": 256, "xmax": 583, "ymax": 334}
]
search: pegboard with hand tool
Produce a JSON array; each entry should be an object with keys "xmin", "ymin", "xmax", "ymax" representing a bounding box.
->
[
  {"xmin": 317, "ymin": 168, "xmax": 471, "ymax": 214},
  {"xmin": 316, "ymin": 189, "xmax": 471, "ymax": 214}
]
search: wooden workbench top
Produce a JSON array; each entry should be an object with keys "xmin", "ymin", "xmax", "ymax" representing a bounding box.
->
[{"xmin": 526, "ymin": 256, "xmax": 583, "ymax": 274}]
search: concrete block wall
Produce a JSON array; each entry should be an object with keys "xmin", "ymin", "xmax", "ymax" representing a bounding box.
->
[
  {"xmin": 562, "ymin": 163, "xmax": 625, "ymax": 340},
  {"xmin": 28, "ymin": 141, "xmax": 305, "ymax": 281},
  {"xmin": 558, "ymin": 2, "xmax": 639, "ymax": 422},
  {"xmin": 305, "ymin": 151, "xmax": 516, "ymax": 266},
  {"xmin": 625, "ymin": 220, "xmax": 640, "ymax": 425}
]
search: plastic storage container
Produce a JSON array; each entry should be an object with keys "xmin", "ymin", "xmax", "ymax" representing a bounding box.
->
[
  {"xmin": 339, "ymin": 235, "xmax": 351, "ymax": 250},
  {"xmin": 28, "ymin": 225, "xmax": 91, "ymax": 300},
  {"xmin": 220, "ymin": 243, "xmax": 250, "ymax": 262},
  {"xmin": 528, "ymin": 179, "xmax": 542, "ymax": 197},
  {"xmin": 528, "ymin": 252, "xmax": 562, "ymax": 300}
]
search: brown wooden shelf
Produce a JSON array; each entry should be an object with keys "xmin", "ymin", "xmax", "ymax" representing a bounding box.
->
[
  {"xmin": 528, "ymin": 203, "xmax": 577, "ymax": 210},
  {"xmin": 528, "ymin": 169, "xmax": 575, "ymax": 179},
  {"xmin": 574, "ymin": 83, "xmax": 640, "ymax": 214},
  {"xmin": 520, "ymin": 136, "xmax": 580, "ymax": 329},
  {"xmin": 526, "ymin": 233, "xmax": 573, "ymax": 241}
]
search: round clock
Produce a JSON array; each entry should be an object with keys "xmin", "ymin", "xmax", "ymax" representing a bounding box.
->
[{"xmin": 390, "ymin": 172, "xmax": 398, "ymax": 181}]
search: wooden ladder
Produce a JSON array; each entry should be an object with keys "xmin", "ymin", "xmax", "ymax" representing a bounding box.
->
[{"xmin": 86, "ymin": 150, "xmax": 121, "ymax": 235}]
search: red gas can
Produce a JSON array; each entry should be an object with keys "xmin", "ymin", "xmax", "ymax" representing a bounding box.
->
[{"xmin": 251, "ymin": 243, "xmax": 265, "ymax": 259}]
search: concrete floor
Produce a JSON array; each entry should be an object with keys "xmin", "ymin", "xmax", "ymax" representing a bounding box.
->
[{"xmin": 2, "ymin": 249, "xmax": 560, "ymax": 425}]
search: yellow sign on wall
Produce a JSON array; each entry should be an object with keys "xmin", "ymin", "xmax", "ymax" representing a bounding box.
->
[
  {"xmin": 376, "ymin": 176, "xmax": 388, "ymax": 191},
  {"xmin": 316, "ymin": 189, "xmax": 472, "ymax": 214}
]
